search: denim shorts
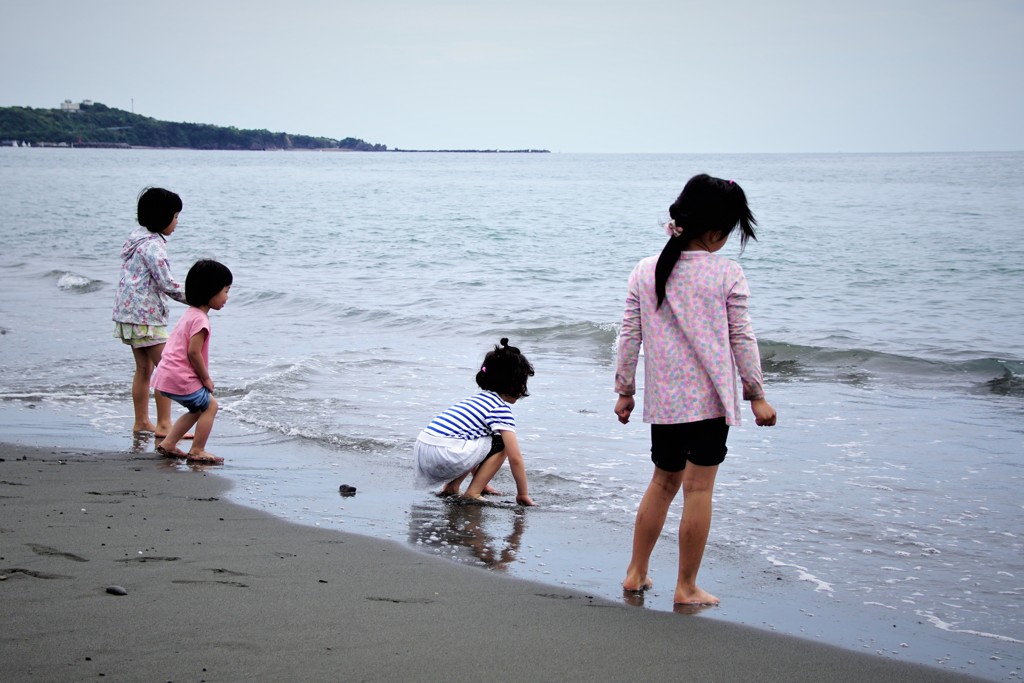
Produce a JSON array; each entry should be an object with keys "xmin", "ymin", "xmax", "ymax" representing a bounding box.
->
[
  {"xmin": 160, "ymin": 387, "xmax": 211, "ymax": 414},
  {"xmin": 650, "ymin": 418, "xmax": 729, "ymax": 471}
]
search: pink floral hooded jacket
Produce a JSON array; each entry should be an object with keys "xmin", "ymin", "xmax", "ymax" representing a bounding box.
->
[{"xmin": 111, "ymin": 227, "xmax": 186, "ymax": 325}]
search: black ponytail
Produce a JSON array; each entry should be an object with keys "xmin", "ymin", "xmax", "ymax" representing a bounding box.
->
[{"xmin": 654, "ymin": 174, "xmax": 758, "ymax": 308}]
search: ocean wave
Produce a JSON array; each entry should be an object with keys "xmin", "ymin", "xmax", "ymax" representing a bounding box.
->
[
  {"xmin": 229, "ymin": 287, "xmax": 441, "ymax": 333},
  {"xmin": 983, "ymin": 366, "xmax": 1024, "ymax": 397},
  {"xmin": 759, "ymin": 340, "xmax": 1022, "ymax": 395},
  {"xmin": 227, "ymin": 410, "xmax": 400, "ymax": 453},
  {"xmin": 0, "ymin": 381, "xmax": 251, "ymax": 404},
  {"xmin": 483, "ymin": 320, "xmax": 620, "ymax": 361},
  {"xmin": 48, "ymin": 270, "xmax": 105, "ymax": 293}
]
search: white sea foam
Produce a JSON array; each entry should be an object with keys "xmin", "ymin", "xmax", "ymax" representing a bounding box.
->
[
  {"xmin": 766, "ymin": 556, "xmax": 834, "ymax": 593},
  {"xmin": 917, "ymin": 611, "xmax": 1024, "ymax": 645}
]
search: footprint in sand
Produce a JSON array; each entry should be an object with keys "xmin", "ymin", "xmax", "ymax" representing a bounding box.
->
[
  {"xmin": 2, "ymin": 567, "xmax": 72, "ymax": 579},
  {"xmin": 116, "ymin": 556, "xmax": 180, "ymax": 563},
  {"xmin": 365, "ymin": 596, "xmax": 435, "ymax": 604},
  {"xmin": 26, "ymin": 543, "xmax": 88, "ymax": 562},
  {"xmin": 171, "ymin": 579, "xmax": 249, "ymax": 588}
]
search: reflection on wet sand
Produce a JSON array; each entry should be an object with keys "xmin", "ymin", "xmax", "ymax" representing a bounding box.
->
[
  {"xmin": 622, "ymin": 588, "xmax": 719, "ymax": 615},
  {"xmin": 672, "ymin": 602, "xmax": 718, "ymax": 616},
  {"xmin": 409, "ymin": 498, "xmax": 526, "ymax": 572},
  {"xmin": 131, "ymin": 431, "xmax": 153, "ymax": 453}
]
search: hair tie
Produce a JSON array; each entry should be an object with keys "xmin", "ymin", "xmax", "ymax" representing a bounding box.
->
[
  {"xmin": 481, "ymin": 366, "xmax": 487, "ymax": 373},
  {"xmin": 664, "ymin": 220, "xmax": 685, "ymax": 238},
  {"xmin": 728, "ymin": 180, "xmax": 734, "ymax": 185}
]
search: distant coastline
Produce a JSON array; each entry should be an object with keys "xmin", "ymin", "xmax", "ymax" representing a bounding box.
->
[
  {"xmin": 0, "ymin": 100, "xmax": 548, "ymax": 153},
  {"xmin": 390, "ymin": 148, "xmax": 549, "ymax": 154}
]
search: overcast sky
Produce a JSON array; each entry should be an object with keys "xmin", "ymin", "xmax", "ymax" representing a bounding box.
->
[{"xmin": 3, "ymin": 0, "xmax": 1021, "ymax": 153}]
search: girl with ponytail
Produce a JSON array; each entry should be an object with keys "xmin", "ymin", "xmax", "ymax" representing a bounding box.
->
[{"xmin": 614, "ymin": 174, "xmax": 776, "ymax": 606}]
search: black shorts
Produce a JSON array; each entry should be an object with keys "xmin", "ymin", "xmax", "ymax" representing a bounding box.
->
[
  {"xmin": 650, "ymin": 418, "xmax": 729, "ymax": 471},
  {"xmin": 481, "ymin": 433, "xmax": 505, "ymax": 462}
]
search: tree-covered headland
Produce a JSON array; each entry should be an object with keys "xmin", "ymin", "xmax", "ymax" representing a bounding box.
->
[{"xmin": 0, "ymin": 101, "xmax": 387, "ymax": 151}]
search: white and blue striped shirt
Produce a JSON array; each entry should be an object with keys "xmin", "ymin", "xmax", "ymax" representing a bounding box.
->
[{"xmin": 423, "ymin": 391, "xmax": 515, "ymax": 440}]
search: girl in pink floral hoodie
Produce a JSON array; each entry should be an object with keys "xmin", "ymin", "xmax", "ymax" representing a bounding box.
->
[
  {"xmin": 615, "ymin": 174, "xmax": 777, "ymax": 607},
  {"xmin": 112, "ymin": 187, "xmax": 188, "ymax": 436}
]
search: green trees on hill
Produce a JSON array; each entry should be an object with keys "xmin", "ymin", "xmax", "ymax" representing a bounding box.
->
[{"xmin": 0, "ymin": 102, "xmax": 387, "ymax": 151}]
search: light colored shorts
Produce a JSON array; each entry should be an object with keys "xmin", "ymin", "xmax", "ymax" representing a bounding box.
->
[
  {"xmin": 114, "ymin": 322, "xmax": 168, "ymax": 349},
  {"xmin": 413, "ymin": 431, "xmax": 492, "ymax": 487}
]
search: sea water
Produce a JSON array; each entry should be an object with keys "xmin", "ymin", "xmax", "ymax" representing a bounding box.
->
[{"xmin": 0, "ymin": 148, "xmax": 1021, "ymax": 680}]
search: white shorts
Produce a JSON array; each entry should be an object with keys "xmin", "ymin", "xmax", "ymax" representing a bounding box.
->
[{"xmin": 413, "ymin": 431, "xmax": 492, "ymax": 488}]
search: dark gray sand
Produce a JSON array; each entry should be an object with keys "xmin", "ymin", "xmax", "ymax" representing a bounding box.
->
[{"xmin": 0, "ymin": 443, "xmax": 987, "ymax": 682}]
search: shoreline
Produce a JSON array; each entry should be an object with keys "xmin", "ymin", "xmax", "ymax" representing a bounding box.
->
[{"xmin": 0, "ymin": 440, "xmax": 988, "ymax": 682}]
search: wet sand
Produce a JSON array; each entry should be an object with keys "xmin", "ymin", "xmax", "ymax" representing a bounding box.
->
[{"xmin": 0, "ymin": 441, "xmax": 987, "ymax": 682}]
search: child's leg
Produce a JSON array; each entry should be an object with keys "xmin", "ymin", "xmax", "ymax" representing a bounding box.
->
[
  {"xmin": 130, "ymin": 345, "xmax": 160, "ymax": 432},
  {"xmin": 145, "ymin": 342, "xmax": 175, "ymax": 435},
  {"xmin": 157, "ymin": 411, "xmax": 200, "ymax": 457},
  {"xmin": 674, "ymin": 463, "xmax": 720, "ymax": 605},
  {"xmin": 440, "ymin": 471, "xmax": 470, "ymax": 496},
  {"xmin": 623, "ymin": 467, "xmax": 683, "ymax": 592},
  {"xmin": 187, "ymin": 396, "xmax": 220, "ymax": 461},
  {"xmin": 447, "ymin": 464, "xmax": 500, "ymax": 495},
  {"xmin": 154, "ymin": 392, "xmax": 173, "ymax": 435},
  {"xmin": 463, "ymin": 452, "xmax": 508, "ymax": 499}
]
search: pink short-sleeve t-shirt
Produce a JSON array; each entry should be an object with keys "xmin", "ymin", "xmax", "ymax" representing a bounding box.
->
[{"xmin": 153, "ymin": 306, "xmax": 210, "ymax": 396}]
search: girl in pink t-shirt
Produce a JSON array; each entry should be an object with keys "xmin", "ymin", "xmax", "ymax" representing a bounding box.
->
[
  {"xmin": 615, "ymin": 174, "xmax": 777, "ymax": 606},
  {"xmin": 154, "ymin": 260, "xmax": 233, "ymax": 464}
]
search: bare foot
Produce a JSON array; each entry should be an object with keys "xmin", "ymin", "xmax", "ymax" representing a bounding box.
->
[
  {"xmin": 622, "ymin": 576, "xmax": 654, "ymax": 594},
  {"xmin": 482, "ymin": 485, "xmax": 501, "ymax": 495},
  {"xmin": 133, "ymin": 422, "xmax": 158, "ymax": 434},
  {"xmin": 674, "ymin": 586, "xmax": 720, "ymax": 606},
  {"xmin": 155, "ymin": 431, "xmax": 194, "ymax": 440},
  {"xmin": 187, "ymin": 450, "xmax": 224, "ymax": 465},
  {"xmin": 156, "ymin": 444, "xmax": 188, "ymax": 458}
]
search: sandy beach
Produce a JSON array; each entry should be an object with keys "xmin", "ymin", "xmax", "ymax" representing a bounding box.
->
[{"xmin": 0, "ymin": 441, "xmax": 989, "ymax": 683}]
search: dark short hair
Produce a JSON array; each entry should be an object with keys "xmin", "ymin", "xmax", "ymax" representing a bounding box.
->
[
  {"xmin": 185, "ymin": 259, "xmax": 233, "ymax": 307},
  {"xmin": 475, "ymin": 338, "xmax": 535, "ymax": 400},
  {"xmin": 137, "ymin": 187, "xmax": 183, "ymax": 233}
]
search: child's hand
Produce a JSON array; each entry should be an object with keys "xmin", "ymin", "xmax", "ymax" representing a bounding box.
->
[
  {"xmin": 751, "ymin": 398, "xmax": 777, "ymax": 426},
  {"xmin": 516, "ymin": 493, "xmax": 535, "ymax": 506},
  {"xmin": 614, "ymin": 395, "xmax": 635, "ymax": 424},
  {"xmin": 203, "ymin": 377, "xmax": 215, "ymax": 393}
]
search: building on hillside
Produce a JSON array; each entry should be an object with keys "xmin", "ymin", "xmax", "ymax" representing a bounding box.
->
[{"xmin": 60, "ymin": 99, "xmax": 92, "ymax": 112}]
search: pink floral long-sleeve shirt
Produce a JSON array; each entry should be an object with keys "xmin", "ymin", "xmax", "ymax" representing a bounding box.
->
[
  {"xmin": 112, "ymin": 227, "xmax": 186, "ymax": 325},
  {"xmin": 615, "ymin": 252, "xmax": 764, "ymax": 427}
]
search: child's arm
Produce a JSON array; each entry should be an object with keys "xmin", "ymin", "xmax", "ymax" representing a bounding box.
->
[
  {"xmin": 500, "ymin": 430, "xmax": 534, "ymax": 506},
  {"xmin": 143, "ymin": 242, "xmax": 186, "ymax": 304},
  {"xmin": 187, "ymin": 329, "xmax": 213, "ymax": 392}
]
